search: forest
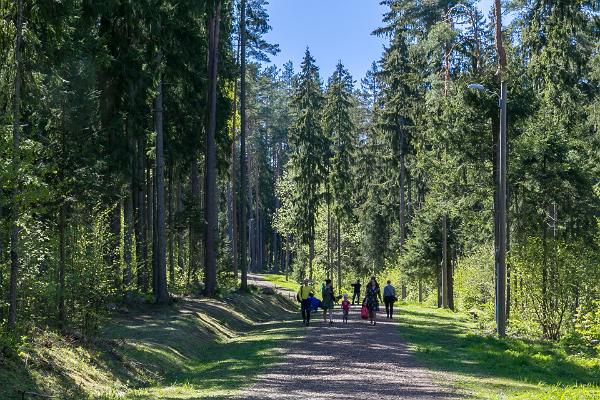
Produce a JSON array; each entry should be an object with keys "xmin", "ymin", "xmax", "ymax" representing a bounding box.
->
[{"xmin": 0, "ymin": 0, "xmax": 599, "ymax": 398}]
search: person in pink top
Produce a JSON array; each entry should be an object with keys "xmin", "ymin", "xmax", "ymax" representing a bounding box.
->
[{"xmin": 341, "ymin": 293, "xmax": 350, "ymax": 323}]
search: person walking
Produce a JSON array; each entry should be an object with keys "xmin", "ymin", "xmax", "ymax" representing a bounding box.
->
[
  {"xmin": 383, "ymin": 280, "xmax": 397, "ymax": 319},
  {"xmin": 351, "ymin": 279, "xmax": 362, "ymax": 305},
  {"xmin": 321, "ymin": 279, "xmax": 335, "ymax": 324},
  {"xmin": 365, "ymin": 277, "xmax": 382, "ymax": 325},
  {"xmin": 297, "ymin": 278, "xmax": 314, "ymax": 326}
]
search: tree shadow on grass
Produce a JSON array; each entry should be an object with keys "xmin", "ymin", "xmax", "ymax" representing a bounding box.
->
[
  {"xmin": 398, "ymin": 307, "xmax": 600, "ymax": 389},
  {"xmin": 125, "ymin": 324, "xmax": 302, "ymax": 399}
]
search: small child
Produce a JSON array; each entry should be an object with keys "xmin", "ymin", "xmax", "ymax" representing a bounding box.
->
[{"xmin": 341, "ymin": 294, "xmax": 350, "ymax": 323}]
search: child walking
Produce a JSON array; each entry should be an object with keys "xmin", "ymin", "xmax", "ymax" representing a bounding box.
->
[{"xmin": 341, "ymin": 294, "xmax": 350, "ymax": 323}]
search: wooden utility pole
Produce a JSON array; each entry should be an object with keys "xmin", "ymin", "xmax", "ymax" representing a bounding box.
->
[{"xmin": 494, "ymin": 0, "xmax": 508, "ymax": 338}]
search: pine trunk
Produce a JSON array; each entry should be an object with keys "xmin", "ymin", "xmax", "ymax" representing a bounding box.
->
[
  {"xmin": 136, "ymin": 137, "xmax": 147, "ymax": 291},
  {"xmin": 146, "ymin": 158, "xmax": 154, "ymax": 293},
  {"xmin": 337, "ymin": 220, "xmax": 341, "ymax": 292},
  {"xmin": 123, "ymin": 194, "xmax": 134, "ymax": 302},
  {"xmin": 204, "ymin": 0, "xmax": 222, "ymax": 296},
  {"xmin": 58, "ymin": 203, "xmax": 66, "ymax": 331},
  {"xmin": 176, "ymin": 179, "xmax": 185, "ymax": 278},
  {"xmin": 154, "ymin": 76, "xmax": 169, "ymax": 304},
  {"xmin": 441, "ymin": 214, "xmax": 449, "ymax": 308},
  {"xmin": 168, "ymin": 165, "xmax": 175, "ymax": 287},
  {"xmin": 239, "ymin": 0, "xmax": 248, "ymax": 291},
  {"xmin": 8, "ymin": 0, "xmax": 24, "ymax": 330}
]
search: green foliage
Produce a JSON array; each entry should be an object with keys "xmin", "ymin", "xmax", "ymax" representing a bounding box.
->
[{"xmin": 575, "ymin": 300, "xmax": 600, "ymax": 355}]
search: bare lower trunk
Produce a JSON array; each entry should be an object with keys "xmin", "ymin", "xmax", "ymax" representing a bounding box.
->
[
  {"xmin": 154, "ymin": 75, "xmax": 168, "ymax": 303},
  {"xmin": 168, "ymin": 165, "xmax": 175, "ymax": 287},
  {"xmin": 441, "ymin": 215, "xmax": 449, "ymax": 308},
  {"xmin": 136, "ymin": 137, "xmax": 147, "ymax": 291},
  {"xmin": 327, "ymin": 198, "xmax": 331, "ymax": 280},
  {"xmin": 176, "ymin": 179, "xmax": 185, "ymax": 278},
  {"xmin": 124, "ymin": 194, "xmax": 134, "ymax": 302},
  {"xmin": 309, "ymin": 236, "xmax": 314, "ymax": 281},
  {"xmin": 58, "ymin": 203, "xmax": 66, "ymax": 331},
  {"xmin": 189, "ymin": 159, "xmax": 201, "ymax": 286},
  {"xmin": 8, "ymin": 0, "xmax": 24, "ymax": 330},
  {"xmin": 203, "ymin": 1, "xmax": 222, "ymax": 296},
  {"xmin": 337, "ymin": 220, "xmax": 341, "ymax": 292},
  {"xmin": 239, "ymin": 0, "xmax": 248, "ymax": 291},
  {"xmin": 146, "ymin": 158, "xmax": 154, "ymax": 293}
]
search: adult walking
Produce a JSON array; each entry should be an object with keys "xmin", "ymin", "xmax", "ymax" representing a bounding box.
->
[
  {"xmin": 297, "ymin": 278, "xmax": 314, "ymax": 326},
  {"xmin": 321, "ymin": 279, "xmax": 335, "ymax": 324},
  {"xmin": 383, "ymin": 280, "xmax": 397, "ymax": 319},
  {"xmin": 365, "ymin": 276, "xmax": 382, "ymax": 325},
  {"xmin": 351, "ymin": 279, "xmax": 361, "ymax": 305}
]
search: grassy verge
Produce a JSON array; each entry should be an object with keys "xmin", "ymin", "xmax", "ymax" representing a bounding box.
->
[
  {"xmin": 397, "ymin": 304, "xmax": 600, "ymax": 399},
  {"xmin": 1, "ymin": 292, "xmax": 299, "ymax": 399},
  {"xmin": 261, "ymin": 273, "xmax": 301, "ymax": 293}
]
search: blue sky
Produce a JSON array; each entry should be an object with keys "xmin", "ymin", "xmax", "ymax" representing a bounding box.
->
[{"xmin": 264, "ymin": 0, "xmax": 496, "ymax": 84}]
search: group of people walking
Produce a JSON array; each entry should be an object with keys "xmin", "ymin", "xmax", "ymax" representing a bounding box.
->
[{"xmin": 297, "ymin": 276, "xmax": 398, "ymax": 326}]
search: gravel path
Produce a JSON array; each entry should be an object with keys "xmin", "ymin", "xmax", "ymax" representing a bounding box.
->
[{"xmin": 237, "ymin": 277, "xmax": 462, "ymax": 399}]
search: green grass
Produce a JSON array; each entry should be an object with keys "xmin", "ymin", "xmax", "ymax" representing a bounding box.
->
[
  {"xmin": 1, "ymin": 292, "xmax": 299, "ymax": 400},
  {"xmin": 397, "ymin": 304, "xmax": 600, "ymax": 399},
  {"xmin": 261, "ymin": 273, "xmax": 302, "ymax": 293}
]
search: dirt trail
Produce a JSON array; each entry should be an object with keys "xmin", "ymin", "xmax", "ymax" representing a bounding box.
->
[{"xmin": 238, "ymin": 276, "xmax": 462, "ymax": 399}]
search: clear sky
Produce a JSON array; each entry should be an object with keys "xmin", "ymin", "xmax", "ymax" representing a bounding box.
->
[{"xmin": 264, "ymin": 0, "xmax": 497, "ymax": 84}]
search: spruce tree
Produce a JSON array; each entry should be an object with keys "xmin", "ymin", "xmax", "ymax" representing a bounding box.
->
[
  {"xmin": 323, "ymin": 61, "xmax": 356, "ymax": 287},
  {"xmin": 288, "ymin": 49, "xmax": 326, "ymax": 279}
]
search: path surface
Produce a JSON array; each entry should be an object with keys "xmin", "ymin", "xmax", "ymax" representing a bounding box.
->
[{"xmin": 238, "ymin": 276, "xmax": 462, "ymax": 399}]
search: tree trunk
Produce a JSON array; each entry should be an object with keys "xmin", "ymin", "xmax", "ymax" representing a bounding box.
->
[
  {"xmin": 8, "ymin": 0, "xmax": 24, "ymax": 330},
  {"xmin": 418, "ymin": 278, "xmax": 423, "ymax": 303},
  {"xmin": 136, "ymin": 137, "xmax": 147, "ymax": 292},
  {"xmin": 239, "ymin": 0, "xmax": 248, "ymax": 291},
  {"xmin": 327, "ymin": 195, "xmax": 331, "ymax": 280},
  {"xmin": 204, "ymin": 0, "xmax": 222, "ymax": 296},
  {"xmin": 441, "ymin": 214, "xmax": 449, "ymax": 308},
  {"xmin": 154, "ymin": 75, "xmax": 169, "ymax": 304},
  {"xmin": 146, "ymin": 158, "xmax": 154, "ymax": 293},
  {"xmin": 399, "ymin": 144, "xmax": 406, "ymax": 248},
  {"xmin": 176, "ymin": 178, "xmax": 185, "ymax": 279},
  {"xmin": 168, "ymin": 165, "xmax": 175, "ymax": 287},
  {"xmin": 309, "ymin": 236, "xmax": 314, "ymax": 281},
  {"xmin": 337, "ymin": 220, "xmax": 341, "ymax": 292},
  {"xmin": 285, "ymin": 235, "xmax": 290, "ymax": 281},
  {"xmin": 231, "ymin": 71, "xmax": 239, "ymax": 279},
  {"xmin": 124, "ymin": 194, "xmax": 134, "ymax": 302},
  {"xmin": 189, "ymin": 159, "xmax": 201, "ymax": 286},
  {"xmin": 58, "ymin": 203, "xmax": 66, "ymax": 331}
]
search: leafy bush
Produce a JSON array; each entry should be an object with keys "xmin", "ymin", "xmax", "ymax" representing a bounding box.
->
[{"xmin": 575, "ymin": 300, "xmax": 600, "ymax": 354}]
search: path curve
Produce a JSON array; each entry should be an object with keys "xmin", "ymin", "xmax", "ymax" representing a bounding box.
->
[{"xmin": 238, "ymin": 275, "xmax": 462, "ymax": 399}]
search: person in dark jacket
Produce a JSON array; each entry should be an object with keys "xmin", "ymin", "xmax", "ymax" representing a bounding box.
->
[
  {"xmin": 321, "ymin": 279, "xmax": 335, "ymax": 324},
  {"xmin": 383, "ymin": 280, "xmax": 397, "ymax": 319},
  {"xmin": 351, "ymin": 280, "xmax": 362, "ymax": 305},
  {"xmin": 365, "ymin": 277, "xmax": 383, "ymax": 325}
]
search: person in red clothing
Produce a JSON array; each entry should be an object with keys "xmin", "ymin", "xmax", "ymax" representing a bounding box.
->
[{"xmin": 341, "ymin": 293, "xmax": 350, "ymax": 323}]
